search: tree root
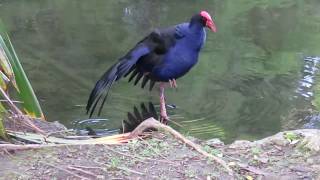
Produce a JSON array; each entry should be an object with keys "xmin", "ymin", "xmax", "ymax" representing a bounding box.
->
[{"xmin": 129, "ymin": 118, "xmax": 233, "ymax": 175}]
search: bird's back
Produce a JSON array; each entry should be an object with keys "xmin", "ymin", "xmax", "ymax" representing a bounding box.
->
[{"xmin": 149, "ymin": 23, "xmax": 206, "ymax": 81}]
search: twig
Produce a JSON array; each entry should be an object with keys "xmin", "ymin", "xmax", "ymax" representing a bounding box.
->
[
  {"xmin": 0, "ymin": 87, "xmax": 45, "ymax": 135},
  {"xmin": 45, "ymin": 129, "xmax": 75, "ymax": 138},
  {"xmin": 103, "ymin": 144, "xmax": 178, "ymax": 166},
  {"xmin": 129, "ymin": 118, "xmax": 233, "ymax": 175},
  {"xmin": 0, "ymin": 144, "xmax": 46, "ymax": 151},
  {"xmin": 39, "ymin": 162, "xmax": 89, "ymax": 180},
  {"xmin": 103, "ymin": 145, "xmax": 146, "ymax": 164},
  {"xmin": 116, "ymin": 166, "xmax": 145, "ymax": 176},
  {"xmin": 70, "ymin": 165, "xmax": 107, "ymax": 171},
  {"xmin": 137, "ymin": 136, "xmax": 177, "ymax": 165},
  {"xmin": 67, "ymin": 166, "xmax": 99, "ymax": 179},
  {"xmin": 237, "ymin": 163, "xmax": 269, "ymax": 175}
]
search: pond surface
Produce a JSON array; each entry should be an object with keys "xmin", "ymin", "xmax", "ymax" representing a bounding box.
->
[{"xmin": 1, "ymin": 0, "xmax": 320, "ymax": 142}]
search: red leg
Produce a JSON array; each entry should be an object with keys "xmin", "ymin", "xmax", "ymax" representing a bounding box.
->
[{"xmin": 159, "ymin": 83, "xmax": 169, "ymax": 124}]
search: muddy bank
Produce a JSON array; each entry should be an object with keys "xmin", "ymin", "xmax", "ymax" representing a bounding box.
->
[{"xmin": 0, "ymin": 129, "xmax": 320, "ymax": 179}]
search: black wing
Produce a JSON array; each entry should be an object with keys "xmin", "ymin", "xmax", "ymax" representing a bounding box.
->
[
  {"xmin": 86, "ymin": 44, "xmax": 150, "ymax": 117},
  {"xmin": 124, "ymin": 26, "xmax": 185, "ymax": 89}
]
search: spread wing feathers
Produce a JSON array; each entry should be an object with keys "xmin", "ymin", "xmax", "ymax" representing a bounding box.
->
[
  {"xmin": 86, "ymin": 45, "xmax": 150, "ymax": 117},
  {"xmin": 126, "ymin": 69, "xmax": 156, "ymax": 90}
]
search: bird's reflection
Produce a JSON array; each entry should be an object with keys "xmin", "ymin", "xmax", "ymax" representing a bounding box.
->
[
  {"xmin": 120, "ymin": 102, "xmax": 158, "ymax": 133},
  {"xmin": 78, "ymin": 102, "xmax": 159, "ymax": 136}
]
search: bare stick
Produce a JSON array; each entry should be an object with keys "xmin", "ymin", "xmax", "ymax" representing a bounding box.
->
[
  {"xmin": 116, "ymin": 166, "xmax": 145, "ymax": 176},
  {"xmin": 70, "ymin": 165, "xmax": 106, "ymax": 171},
  {"xmin": 137, "ymin": 136, "xmax": 177, "ymax": 165},
  {"xmin": 129, "ymin": 118, "xmax": 233, "ymax": 175},
  {"xmin": 39, "ymin": 162, "xmax": 89, "ymax": 180},
  {"xmin": 103, "ymin": 145, "xmax": 146, "ymax": 164},
  {"xmin": 45, "ymin": 129, "xmax": 75, "ymax": 138},
  {"xmin": 67, "ymin": 166, "xmax": 99, "ymax": 179}
]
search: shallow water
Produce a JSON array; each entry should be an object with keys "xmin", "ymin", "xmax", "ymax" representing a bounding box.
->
[{"xmin": 1, "ymin": 0, "xmax": 320, "ymax": 142}]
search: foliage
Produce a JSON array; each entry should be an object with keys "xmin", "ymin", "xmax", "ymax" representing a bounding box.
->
[
  {"xmin": 0, "ymin": 20, "xmax": 44, "ymax": 119},
  {"xmin": 283, "ymin": 132, "xmax": 300, "ymax": 143},
  {"xmin": 0, "ymin": 20, "xmax": 46, "ymax": 139},
  {"xmin": 0, "ymin": 103, "xmax": 7, "ymax": 140}
]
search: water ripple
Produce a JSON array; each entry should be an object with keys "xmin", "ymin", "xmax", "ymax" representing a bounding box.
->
[{"xmin": 295, "ymin": 56, "xmax": 320, "ymax": 99}]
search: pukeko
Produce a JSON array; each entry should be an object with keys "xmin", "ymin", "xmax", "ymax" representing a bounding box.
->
[{"xmin": 86, "ymin": 11, "xmax": 217, "ymax": 122}]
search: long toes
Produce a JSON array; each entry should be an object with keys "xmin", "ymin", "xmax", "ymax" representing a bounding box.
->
[
  {"xmin": 169, "ymin": 79, "xmax": 173, "ymax": 88},
  {"xmin": 160, "ymin": 115, "xmax": 169, "ymax": 124},
  {"xmin": 173, "ymin": 79, "xmax": 178, "ymax": 88}
]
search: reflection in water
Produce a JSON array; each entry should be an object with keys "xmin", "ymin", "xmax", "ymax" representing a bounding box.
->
[
  {"xmin": 304, "ymin": 114, "xmax": 320, "ymax": 129},
  {"xmin": 75, "ymin": 102, "xmax": 158, "ymax": 136},
  {"xmin": 121, "ymin": 102, "xmax": 158, "ymax": 133},
  {"xmin": 295, "ymin": 56, "xmax": 320, "ymax": 99},
  {"xmin": 0, "ymin": 1, "xmax": 320, "ymax": 142}
]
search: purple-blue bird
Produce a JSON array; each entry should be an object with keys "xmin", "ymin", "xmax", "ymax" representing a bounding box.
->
[{"xmin": 86, "ymin": 11, "xmax": 217, "ymax": 123}]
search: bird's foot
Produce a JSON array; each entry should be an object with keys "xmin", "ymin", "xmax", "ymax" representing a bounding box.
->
[
  {"xmin": 160, "ymin": 113, "xmax": 169, "ymax": 125},
  {"xmin": 169, "ymin": 79, "xmax": 177, "ymax": 89}
]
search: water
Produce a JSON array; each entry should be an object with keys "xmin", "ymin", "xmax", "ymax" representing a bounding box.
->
[{"xmin": 1, "ymin": 0, "xmax": 320, "ymax": 142}]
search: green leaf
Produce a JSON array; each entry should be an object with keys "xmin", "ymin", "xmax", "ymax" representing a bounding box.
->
[
  {"xmin": 0, "ymin": 103, "xmax": 8, "ymax": 140},
  {"xmin": 0, "ymin": 20, "xmax": 44, "ymax": 119},
  {"xmin": 0, "ymin": 37, "xmax": 17, "ymax": 90}
]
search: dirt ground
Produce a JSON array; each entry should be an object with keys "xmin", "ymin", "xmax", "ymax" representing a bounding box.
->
[{"xmin": 0, "ymin": 129, "xmax": 320, "ymax": 180}]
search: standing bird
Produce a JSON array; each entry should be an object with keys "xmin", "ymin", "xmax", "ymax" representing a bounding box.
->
[{"xmin": 86, "ymin": 11, "xmax": 217, "ymax": 122}]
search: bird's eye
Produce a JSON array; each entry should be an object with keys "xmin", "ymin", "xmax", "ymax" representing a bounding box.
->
[{"xmin": 201, "ymin": 17, "xmax": 207, "ymax": 25}]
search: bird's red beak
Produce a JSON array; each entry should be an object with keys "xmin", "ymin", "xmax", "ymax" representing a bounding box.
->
[
  {"xmin": 206, "ymin": 20, "xmax": 217, "ymax": 32},
  {"xmin": 200, "ymin": 11, "xmax": 217, "ymax": 32}
]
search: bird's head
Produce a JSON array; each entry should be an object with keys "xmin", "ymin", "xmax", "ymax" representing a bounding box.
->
[{"xmin": 199, "ymin": 11, "xmax": 217, "ymax": 32}]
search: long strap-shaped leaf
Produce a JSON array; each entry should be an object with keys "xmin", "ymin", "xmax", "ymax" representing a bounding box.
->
[
  {"xmin": 0, "ymin": 21, "xmax": 44, "ymax": 119},
  {"xmin": 0, "ymin": 103, "xmax": 7, "ymax": 140}
]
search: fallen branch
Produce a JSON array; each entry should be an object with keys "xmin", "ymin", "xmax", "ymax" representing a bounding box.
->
[
  {"xmin": 129, "ymin": 118, "xmax": 233, "ymax": 175},
  {"xmin": 0, "ymin": 144, "xmax": 65, "ymax": 152}
]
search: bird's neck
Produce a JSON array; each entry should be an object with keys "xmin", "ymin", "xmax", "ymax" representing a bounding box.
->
[
  {"xmin": 186, "ymin": 22, "xmax": 206, "ymax": 51},
  {"xmin": 189, "ymin": 21, "xmax": 204, "ymax": 34}
]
